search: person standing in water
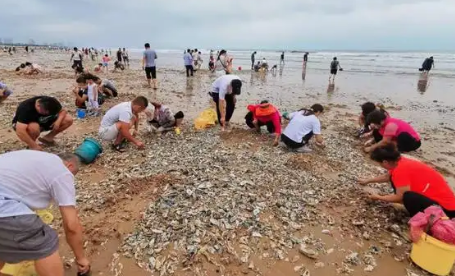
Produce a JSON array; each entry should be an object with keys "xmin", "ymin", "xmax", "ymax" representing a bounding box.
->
[
  {"xmin": 304, "ymin": 52, "xmax": 309, "ymax": 63},
  {"xmin": 280, "ymin": 51, "xmax": 285, "ymax": 66},
  {"xmin": 142, "ymin": 43, "xmax": 158, "ymax": 89},
  {"xmin": 251, "ymin": 51, "xmax": 257, "ymax": 70},
  {"xmin": 329, "ymin": 57, "xmax": 342, "ymax": 83},
  {"xmin": 420, "ymin": 56, "xmax": 434, "ymax": 74}
]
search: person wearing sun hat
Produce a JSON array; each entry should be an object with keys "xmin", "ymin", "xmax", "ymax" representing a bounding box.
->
[
  {"xmin": 245, "ymin": 100, "xmax": 282, "ymax": 146},
  {"xmin": 0, "ymin": 82, "xmax": 13, "ymax": 104}
]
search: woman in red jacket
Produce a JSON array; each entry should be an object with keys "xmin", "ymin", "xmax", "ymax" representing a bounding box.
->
[{"xmin": 245, "ymin": 100, "xmax": 281, "ymax": 146}]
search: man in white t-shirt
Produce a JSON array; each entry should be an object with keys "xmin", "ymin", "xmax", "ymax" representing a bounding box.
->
[
  {"xmin": 210, "ymin": 75, "xmax": 242, "ymax": 131},
  {"xmin": 0, "ymin": 150, "xmax": 90, "ymax": 276},
  {"xmin": 99, "ymin": 96, "xmax": 148, "ymax": 151}
]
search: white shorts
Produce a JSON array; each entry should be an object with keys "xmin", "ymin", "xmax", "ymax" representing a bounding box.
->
[{"xmin": 99, "ymin": 125, "xmax": 118, "ymax": 141}]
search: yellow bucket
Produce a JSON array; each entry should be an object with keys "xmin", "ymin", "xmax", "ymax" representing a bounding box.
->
[
  {"xmin": 410, "ymin": 233, "xmax": 455, "ymax": 276},
  {"xmin": 0, "ymin": 209, "xmax": 54, "ymax": 276}
]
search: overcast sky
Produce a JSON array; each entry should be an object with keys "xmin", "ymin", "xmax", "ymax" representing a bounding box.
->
[{"xmin": 1, "ymin": 0, "xmax": 454, "ymax": 51}]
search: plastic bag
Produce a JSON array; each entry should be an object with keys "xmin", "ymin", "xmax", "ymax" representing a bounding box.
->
[
  {"xmin": 194, "ymin": 108, "xmax": 217, "ymax": 130},
  {"xmin": 409, "ymin": 205, "xmax": 455, "ymax": 245}
]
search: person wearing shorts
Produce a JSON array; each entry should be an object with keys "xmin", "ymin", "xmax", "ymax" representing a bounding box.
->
[
  {"xmin": 12, "ymin": 96, "xmax": 73, "ymax": 151},
  {"xmin": 0, "ymin": 82, "xmax": 13, "ymax": 103},
  {"xmin": 329, "ymin": 57, "xmax": 341, "ymax": 83},
  {"xmin": 99, "ymin": 96, "xmax": 148, "ymax": 152},
  {"xmin": 0, "ymin": 150, "xmax": 90, "ymax": 276},
  {"xmin": 145, "ymin": 101, "xmax": 184, "ymax": 132},
  {"xmin": 70, "ymin": 47, "xmax": 83, "ymax": 75},
  {"xmin": 142, "ymin": 43, "xmax": 158, "ymax": 89}
]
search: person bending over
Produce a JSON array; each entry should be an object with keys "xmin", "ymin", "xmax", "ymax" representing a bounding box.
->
[
  {"xmin": 358, "ymin": 102, "xmax": 388, "ymax": 138},
  {"xmin": 94, "ymin": 77, "xmax": 118, "ymax": 98},
  {"xmin": 281, "ymin": 104, "xmax": 325, "ymax": 153},
  {"xmin": 364, "ymin": 110, "xmax": 421, "ymax": 153},
  {"xmin": 245, "ymin": 100, "xmax": 281, "ymax": 146},
  {"xmin": 0, "ymin": 151, "xmax": 90, "ymax": 276},
  {"xmin": 98, "ymin": 96, "xmax": 148, "ymax": 152},
  {"xmin": 0, "ymin": 82, "xmax": 13, "ymax": 104},
  {"xmin": 359, "ymin": 143, "xmax": 455, "ymax": 218},
  {"xmin": 145, "ymin": 102, "xmax": 184, "ymax": 133},
  {"xmin": 209, "ymin": 74, "xmax": 242, "ymax": 131},
  {"xmin": 12, "ymin": 96, "xmax": 73, "ymax": 150}
]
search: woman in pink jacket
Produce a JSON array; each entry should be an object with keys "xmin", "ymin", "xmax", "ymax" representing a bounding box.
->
[{"xmin": 245, "ymin": 100, "xmax": 281, "ymax": 146}]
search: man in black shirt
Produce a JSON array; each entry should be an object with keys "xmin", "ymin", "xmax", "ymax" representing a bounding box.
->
[
  {"xmin": 12, "ymin": 96, "xmax": 73, "ymax": 150},
  {"xmin": 116, "ymin": 48, "xmax": 123, "ymax": 63},
  {"xmin": 304, "ymin": 52, "xmax": 309, "ymax": 62}
]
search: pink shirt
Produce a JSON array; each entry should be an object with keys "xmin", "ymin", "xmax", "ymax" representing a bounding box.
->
[
  {"xmin": 380, "ymin": 117, "xmax": 420, "ymax": 141},
  {"xmin": 102, "ymin": 56, "xmax": 110, "ymax": 63},
  {"xmin": 248, "ymin": 104, "xmax": 282, "ymax": 134}
]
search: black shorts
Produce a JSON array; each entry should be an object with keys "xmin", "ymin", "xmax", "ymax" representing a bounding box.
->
[
  {"xmin": 330, "ymin": 68, "xmax": 337, "ymax": 75},
  {"xmin": 72, "ymin": 60, "xmax": 82, "ymax": 69},
  {"xmin": 145, "ymin": 66, "xmax": 157, "ymax": 79},
  {"xmin": 12, "ymin": 117, "xmax": 57, "ymax": 132}
]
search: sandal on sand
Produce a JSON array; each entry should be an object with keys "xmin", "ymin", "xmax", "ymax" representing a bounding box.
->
[
  {"xmin": 112, "ymin": 143, "xmax": 126, "ymax": 152},
  {"xmin": 38, "ymin": 137, "xmax": 56, "ymax": 146}
]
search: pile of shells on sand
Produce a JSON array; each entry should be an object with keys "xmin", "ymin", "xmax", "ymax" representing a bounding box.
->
[{"xmin": 116, "ymin": 121, "xmax": 412, "ymax": 275}]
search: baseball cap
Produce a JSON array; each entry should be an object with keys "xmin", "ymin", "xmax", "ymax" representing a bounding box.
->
[{"xmin": 231, "ymin": 79, "xmax": 242, "ymax": 95}]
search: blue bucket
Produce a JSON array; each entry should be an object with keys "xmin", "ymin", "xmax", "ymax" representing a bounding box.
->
[
  {"xmin": 77, "ymin": 109, "xmax": 87, "ymax": 119},
  {"xmin": 74, "ymin": 138, "xmax": 103, "ymax": 164}
]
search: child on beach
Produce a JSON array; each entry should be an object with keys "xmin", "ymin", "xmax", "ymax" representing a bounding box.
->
[
  {"xmin": 84, "ymin": 74, "xmax": 100, "ymax": 116},
  {"xmin": 0, "ymin": 82, "xmax": 13, "ymax": 103},
  {"xmin": 102, "ymin": 54, "xmax": 111, "ymax": 73},
  {"xmin": 94, "ymin": 63, "xmax": 103, "ymax": 73},
  {"xmin": 73, "ymin": 75, "xmax": 88, "ymax": 110}
]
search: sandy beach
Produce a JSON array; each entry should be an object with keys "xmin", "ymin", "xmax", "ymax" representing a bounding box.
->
[{"xmin": 1, "ymin": 49, "xmax": 455, "ymax": 276}]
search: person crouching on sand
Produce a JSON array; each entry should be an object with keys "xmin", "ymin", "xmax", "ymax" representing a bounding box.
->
[
  {"xmin": 357, "ymin": 102, "xmax": 388, "ymax": 138},
  {"xmin": 99, "ymin": 96, "xmax": 148, "ymax": 152},
  {"xmin": 281, "ymin": 104, "xmax": 325, "ymax": 153},
  {"xmin": 0, "ymin": 150, "xmax": 91, "ymax": 276},
  {"xmin": 245, "ymin": 100, "xmax": 281, "ymax": 146},
  {"xmin": 364, "ymin": 110, "xmax": 421, "ymax": 153},
  {"xmin": 94, "ymin": 77, "xmax": 118, "ymax": 98},
  {"xmin": 12, "ymin": 96, "xmax": 73, "ymax": 151},
  {"xmin": 94, "ymin": 63, "xmax": 103, "ymax": 73},
  {"xmin": 145, "ymin": 101, "xmax": 184, "ymax": 134},
  {"xmin": 73, "ymin": 75, "xmax": 89, "ymax": 110},
  {"xmin": 0, "ymin": 82, "xmax": 13, "ymax": 104},
  {"xmin": 359, "ymin": 143, "xmax": 455, "ymax": 218}
]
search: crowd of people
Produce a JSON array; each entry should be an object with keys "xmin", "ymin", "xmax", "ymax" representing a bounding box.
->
[{"xmin": 0, "ymin": 43, "xmax": 453, "ymax": 276}]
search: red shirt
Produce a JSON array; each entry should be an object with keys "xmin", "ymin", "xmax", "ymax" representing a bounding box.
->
[
  {"xmin": 247, "ymin": 104, "xmax": 281, "ymax": 134},
  {"xmin": 390, "ymin": 157, "xmax": 455, "ymax": 210}
]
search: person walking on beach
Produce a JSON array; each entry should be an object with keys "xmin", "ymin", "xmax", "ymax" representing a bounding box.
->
[
  {"xmin": 280, "ymin": 51, "xmax": 285, "ymax": 66},
  {"xmin": 329, "ymin": 57, "xmax": 342, "ymax": 83},
  {"xmin": 183, "ymin": 49, "xmax": 194, "ymax": 77},
  {"xmin": 122, "ymin": 48, "xmax": 129, "ymax": 67},
  {"xmin": 0, "ymin": 150, "xmax": 91, "ymax": 276},
  {"xmin": 210, "ymin": 74, "xmax": 242, "ymax": 131},
  {"xmin": 420, "ymin": 56, "xmax": 434, "ymax": 74},
  {"xmin": 251, "ymin": 51, "xmax": 257, "ymax": 70},
  {"xmin": 359, "ymin": 143, "xmax": 455, "ymax": 218},
  {"xmin": 116, "ymin": 48, "xmax": 123, "ymax": 63},
  {"xmin": 214, "ymin": 50, "xmax": 232, "ymax": 75},
  {"xmin": 102, "ymin": 54, "xmax": 111, "ymax": 73},
  {"xmin": 70, "ymin": 47, "xmax": 83, "ymax": 75},
  {"xmin": 12, "ymin": 96, "xmax": 73, "ymax": 151},
  {"xmin": 304, "ymin": 52, "xmax": 309, "ymax": 63},
  {"xmin": 98, "ymin": 96, "xmax": 148, "ymax": 152},
  {"xmin": 142, "ymin": 43, "xmax": 158, "ymax": 89}
]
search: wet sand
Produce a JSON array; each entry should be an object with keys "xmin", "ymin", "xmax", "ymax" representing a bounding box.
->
[{"xmin": 1, "ymin": 50, "xmax": 455, "ymax": 276}]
